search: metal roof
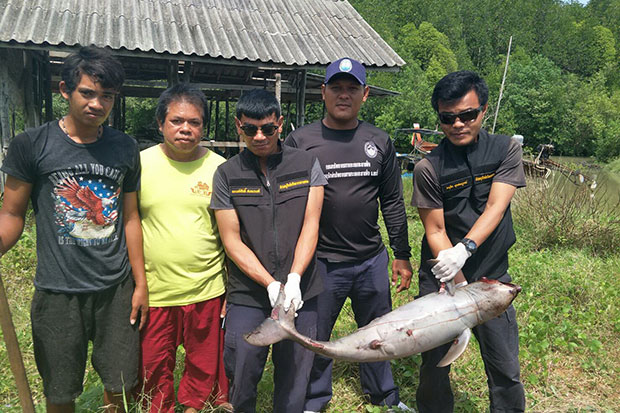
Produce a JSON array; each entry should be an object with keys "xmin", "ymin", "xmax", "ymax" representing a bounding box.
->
[{"xmin": 0, "ymin": 0, "xmax": 405, "ymax": 69}]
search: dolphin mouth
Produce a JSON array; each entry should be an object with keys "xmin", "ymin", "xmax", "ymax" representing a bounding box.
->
[{"xmin": 503, "ymin": 281, "xmax": 522, "ymax": 293}]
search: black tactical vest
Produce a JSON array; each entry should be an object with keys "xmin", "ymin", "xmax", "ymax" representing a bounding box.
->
[
  {"xmin": 218, "ymin": 145, "xmax": 323, "ymax": 308},
  {"xmin": 420, "ymin": 130, "xmax": 516, "ymax": 282}
]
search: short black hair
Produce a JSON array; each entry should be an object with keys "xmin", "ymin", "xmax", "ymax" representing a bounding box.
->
[
  {"xmin": 61, "ymin": 46, "xmax": 125, "ymax": 93},
  {"xmin": 236, "ymin": 89, "xmax": 281, "ymax": 120},
  {"xmin": 156, "ymin": 83, "xmax": 209, "ymax": 125},
  {"xmin": 431, "ymin": 70, "xmax": 489, "ymax": 111}
]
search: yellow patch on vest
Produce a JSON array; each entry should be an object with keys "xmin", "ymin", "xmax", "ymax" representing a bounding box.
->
[
  {"xmin": 475, "ymin": 173, "xmax": 495, "ymax": 182},
  {"xmin": 231, "ymin": 187, "xmax": 261, "ymax": 195},
  {"xmin": 445, "ymin": 179, "xmax": 469, "ymax": 191},
  {"xmin": 279, "ymin": 179, "xmax": 309, "ymax": 191}
]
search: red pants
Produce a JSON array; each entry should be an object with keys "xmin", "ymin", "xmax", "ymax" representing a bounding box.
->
[{"xmin": 140, "ymin": 295, "xmax": 229, "ymax": 412}]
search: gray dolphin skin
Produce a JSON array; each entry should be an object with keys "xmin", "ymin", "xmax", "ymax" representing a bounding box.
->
[{"xmin": 244, "ymin": 278, "xmax": 521, "ymax": 365}]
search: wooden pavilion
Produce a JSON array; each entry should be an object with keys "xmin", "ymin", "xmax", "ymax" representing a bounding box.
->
[{"xmin": 0, "ymin": 0, "xmax": 405, "ymax": 168}]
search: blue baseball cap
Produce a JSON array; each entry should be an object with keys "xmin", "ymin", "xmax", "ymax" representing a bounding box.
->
[{"xmin": 324, "ymin": 57, "xmax": 366, "ymax": 85}]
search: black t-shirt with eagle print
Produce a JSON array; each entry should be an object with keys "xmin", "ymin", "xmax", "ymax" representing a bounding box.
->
[{"xmin": 2, "ymin": 121, "xmax": 140, "ymax": 292}]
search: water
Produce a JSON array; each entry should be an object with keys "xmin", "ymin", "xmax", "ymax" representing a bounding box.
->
[{"xmin": 548, "ymin": 156, "xmax": 620, "ymax": 209}]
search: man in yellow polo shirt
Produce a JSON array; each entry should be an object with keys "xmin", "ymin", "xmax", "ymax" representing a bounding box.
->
[{"xmin": 138, "ymin": 83, "xmax": 230, "ymax": 412}]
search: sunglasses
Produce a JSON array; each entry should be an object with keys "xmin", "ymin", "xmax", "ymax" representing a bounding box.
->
[
  {"xmin": 438, "ymin": 106, "xmax": 484, "ymax": 125},
  {"xmin": 240, "ymin": 123, "xmax": 279, "ymax": 137}
]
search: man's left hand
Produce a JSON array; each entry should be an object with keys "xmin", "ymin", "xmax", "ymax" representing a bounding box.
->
[
  {"xmin": 283, "ymin": 272, "xmax": 303, "ymax": 312},
  {"xmin": 391, "ymin": 259, "xmax": 413, "ymax": 293},
  {"xmin": 220, "ymin": 298, "xmax": 227, "ymax": 319},
  {"xmin": 130, "ymin": 283, "xmax": 149, "ymax": 330}
]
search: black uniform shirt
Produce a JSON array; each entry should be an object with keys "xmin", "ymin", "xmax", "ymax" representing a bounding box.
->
[{"xmin": 286, "ymin": 120, "xmax": 411, "ymax": 263}]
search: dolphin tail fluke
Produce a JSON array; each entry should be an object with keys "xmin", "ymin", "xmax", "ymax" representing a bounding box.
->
[
  {"xmin": 437, "ymin": 328, "xmax": 472, "ymax": 367},
  {"xmin": 244, "ymin": 287, "xmax": 297, "ymax": 346}
]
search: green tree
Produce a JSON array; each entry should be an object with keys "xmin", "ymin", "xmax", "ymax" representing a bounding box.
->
[
  {"xmin": 362, "ymin": 62, "xmax": 436, "ymax": 150},
  {"xmin": 586, "ymin": 87, "xmax": 620, "ymax": 161},
  {"xmin": 588, "ymin": 0, "xmax": 620, "ymax": 45},
  {"xmin": 500, "ymin": 54, "xmax": 569, "ymax": 151},
  {"xmin": 358, "ymin": 20, "xmax": 461, "ymax": 149},
  {"xmin": 398, "ymin": 22, "xmax": 458, "ymax": 84},
  {"xmin": 348, "ymin": 0, "xmax": 620, "ymax": 160},
  {"xmin": 555, "ymin": 22, "xmax": 616, "ymax": 76},
  {"xmin": 125, "ymin": 97, "xmax": 158, "ymax": 141}
]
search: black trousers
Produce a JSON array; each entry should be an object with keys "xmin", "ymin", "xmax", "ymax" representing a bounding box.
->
[
  {"xmin": 223, "ymin": 298, "xmax": 318, "ymax": 413},
  {"xmin": 304, "ymin": 250, "xmax": 400, "ymax": 411},
  {"xmin": 416, "ymin": 273, "xmax": 526, "ymax": 413}
]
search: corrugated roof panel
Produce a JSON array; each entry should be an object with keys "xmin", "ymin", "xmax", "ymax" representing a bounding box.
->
[
  {"xmin": 288, "ymin": 2, "xmax": 332, "ymax": 64},
  {"xmin": 194, "ymin": 1, "xmax": 218, "ymax": 56},
  {"xmin": 0, "ymin": 0, "xmax": 405, "ymax": 68}
]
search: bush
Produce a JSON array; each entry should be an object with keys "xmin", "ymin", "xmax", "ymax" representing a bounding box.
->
[{"xmin": 595, "ymin": 120, "xmax": 620, "ymax": 162}]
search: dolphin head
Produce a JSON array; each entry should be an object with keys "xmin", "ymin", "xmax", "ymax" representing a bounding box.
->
[{"xmin": 464, "ymin": 278, "xmax": 521, "ymax": 323}]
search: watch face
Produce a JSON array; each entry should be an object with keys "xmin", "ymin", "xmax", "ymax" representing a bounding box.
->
[{"xmin": 462, "ymin": 238, "xmax": 477, "ymax": 253}]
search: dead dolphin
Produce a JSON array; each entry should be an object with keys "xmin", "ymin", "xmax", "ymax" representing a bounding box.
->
[{"xmin": 244, "ymin": 278, "xmax": 521, "ymax": 366}]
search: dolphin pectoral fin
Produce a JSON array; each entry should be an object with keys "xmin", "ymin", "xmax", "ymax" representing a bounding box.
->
[{"xmin": 437, "ymin": 328, "xmax": 471, "ymax": 367}]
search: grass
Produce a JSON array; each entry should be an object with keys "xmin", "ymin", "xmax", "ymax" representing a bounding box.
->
[
  {"xmin": 1, "ymin": 174, "xmax": 620, "ymax": 412},
  {"xmin": 606, "ymin": 157, "xmax": 620, "ymax": 174}
]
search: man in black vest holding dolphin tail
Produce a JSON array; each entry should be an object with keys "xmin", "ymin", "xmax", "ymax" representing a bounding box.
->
[{"xmin": 412, "ymin": 71, "xmax": 526, "ymax": 412}]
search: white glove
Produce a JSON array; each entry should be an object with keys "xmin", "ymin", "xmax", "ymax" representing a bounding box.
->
[
  {"xmin": 431, "ymin": 243, "xmax": 472, "ymax": 283},
  {"xmin": 283, "ymin": 272, "xmax": 303, "ymax": 312},
  {"xmin": 267, "ymin": 281, "xmax": 282, "ymax": 307}
]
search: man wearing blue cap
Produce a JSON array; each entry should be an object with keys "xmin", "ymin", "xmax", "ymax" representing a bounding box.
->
[{"xmin": 285, "ymin": 58, "xmax": 413, "ymax": 412}]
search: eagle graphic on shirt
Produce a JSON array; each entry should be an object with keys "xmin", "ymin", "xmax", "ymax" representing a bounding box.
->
[{"xmin": 54, "ymin": 176, "xmax": 120, "ymax": 240}]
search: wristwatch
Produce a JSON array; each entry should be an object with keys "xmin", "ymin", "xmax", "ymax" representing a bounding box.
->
[{"xmin": 460, "ymin": 238, "xmax": 477, "ymax": 254}]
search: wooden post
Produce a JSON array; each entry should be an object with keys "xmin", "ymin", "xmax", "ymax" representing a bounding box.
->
[
  {"xmin": 206, "ymin": 100, "xmax": 214, "ymax": 138},
  {"xmin": 275, "ymin": 73, "xmax": 281, "ymax": 104},
  {"xmin": 296, "ymin": 70, "xmax": 307, "ymax": 127},
  {"xmin": 215, "ymin": 99, "xmax": 220, "ymax": 140},
  {"xmin": 225, "ymin": 99, "xmax": 230, "ymax": 141},
  {"xmin": 43, "ymin": 51, "xmax": 53, "ymax": 122},
  {"xmin": 284, "ymin": 101, "xmax": 291, "ymax": 136},
  {"xmin": 121, "ymin": 95, "xmax": 126, "ymax": 132},
  {"xmin": 0, "ymin": 67, "xmax": 12, "ymax": 193},
  {"xmin": 111, "ymin": 95, "xmax": 122, "ymax": 129},
  {"xmin": 183, "ymin": 61, "xmax": 192, "ymax": 83},
  {"xmin": 36, "ymin": 58, "xmax": 44, "ymax": 123},
  {"xmin": 0, "ymin": 270, "xmax": 35, "ymax": 412},
  {"xmin": 167, "ymin": 60, "xmax": 179, "ymax": 86},
  {"xmin": 22, "ymin": 51, "xmax": 40, "ymax": 129}
]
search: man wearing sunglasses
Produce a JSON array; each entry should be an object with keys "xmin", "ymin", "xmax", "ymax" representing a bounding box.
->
[
  {"xmin": 412, "ymin": 70, "xmax": 526, "ymax": 412},
  {"xmin": 211, "ymin": 89, "xmax": 326, "ymax": 412},
  {"xmin": 285, "ymin": 58, "xmax": 413, "ymax": 412}
]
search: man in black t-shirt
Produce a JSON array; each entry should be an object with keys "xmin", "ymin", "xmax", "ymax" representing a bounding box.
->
[
  {"xmin": 0, "ymin": 47, "xmax": 147, "ymax": 412},
  {"xmin": 285, "ymin": 58, "xmax": 413, "ymax": 412},
  {"xmin": 412, "ymin": 71, "xmax": 526, "ymax": 412}
]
